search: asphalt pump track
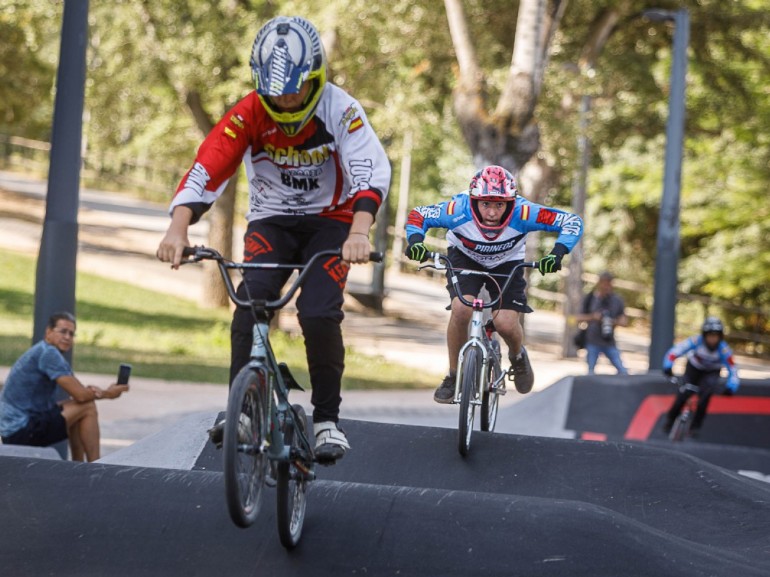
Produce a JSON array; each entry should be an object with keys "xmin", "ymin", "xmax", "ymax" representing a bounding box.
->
[{"xmin": 3, "ymin": 376, "xmax": 770, "ymax": 576}]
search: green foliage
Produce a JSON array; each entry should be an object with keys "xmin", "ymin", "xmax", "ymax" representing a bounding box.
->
[
  {"xmin": 3, "ymin": 0, "xmax": 769, "ymax": 345},
  {"xmin": 0, "ymin": 0, "xmax": 61, "ymax": 137}
]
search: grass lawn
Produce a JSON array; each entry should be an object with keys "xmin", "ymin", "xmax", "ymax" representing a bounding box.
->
[{"xmin": 0, "ymin": 250, "xmax": 433, "ymax": 390}]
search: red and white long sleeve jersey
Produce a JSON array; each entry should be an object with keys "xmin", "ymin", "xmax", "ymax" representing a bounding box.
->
[{"xmin": 170, "ymin": 84, "xmax": 391, "ymax": 224}]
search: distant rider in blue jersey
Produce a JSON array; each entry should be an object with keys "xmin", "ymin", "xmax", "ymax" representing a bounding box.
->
[
  {"xmin": 404, "ymin": 165, "xmax": 584, "ymax": 402},
  {"xmin": 662, "ymin": 316, "xmax": 740, "ymax": 435}
]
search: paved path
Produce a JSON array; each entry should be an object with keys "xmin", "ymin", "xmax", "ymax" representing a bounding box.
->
[{"xmin": 2, "ymin": 169, "xmax": 769, "ymax": 457}]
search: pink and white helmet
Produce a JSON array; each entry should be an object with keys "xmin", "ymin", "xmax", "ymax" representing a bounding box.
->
[{"xmin": 468, "ymin": 165, "xmax": 518, "ymax": 239}]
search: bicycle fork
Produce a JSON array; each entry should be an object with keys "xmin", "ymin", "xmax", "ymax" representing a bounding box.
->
[{"xmin": 454, "ymin": 302, "xmax": 490, "ymax": 404}]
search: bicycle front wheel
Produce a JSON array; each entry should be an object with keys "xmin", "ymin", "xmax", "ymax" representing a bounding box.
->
[
  {"xmin": 277, "ymin": 404, "xmax": 310, "ymax": 550},
  {"xmin": 669, "ymin": 411, "xmax": 690, "ymax": 442},
  {"xmin": 458, "ymin": 346, "xmax": 482, "ymax": 456},
  {"xmin": 481, "ymin": 347, "xmax": 502, "ymax": 432},
  {"xmin": 223, "ymin": 366, "xmax": 270, "ymax": 528}
]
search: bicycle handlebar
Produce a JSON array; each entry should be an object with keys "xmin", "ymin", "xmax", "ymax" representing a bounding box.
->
[
  {"xmin": 667, "ymin": 375, "xmax": 700, "ymax": 393},
  {"xmin": 181, "ymin": 246, "xmax": 383, "ymax": 311},
  {"xmin": 419, "ymin": 251, "xmax": 538, "ymax": 310}
]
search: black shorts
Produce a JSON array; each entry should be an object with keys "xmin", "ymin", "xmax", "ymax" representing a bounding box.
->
[
  {"xmin": 1, "ymin": 406, "xmax": 67, "ymax": 447},
  {"xmin": 445, "ymin": 247, "xmax": 533, "ymax": 313}
]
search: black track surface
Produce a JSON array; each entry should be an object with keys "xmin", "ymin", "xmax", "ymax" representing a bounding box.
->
[{"xmin": 3, "ymin": 418, "xmax": 770, "ymax": 576}]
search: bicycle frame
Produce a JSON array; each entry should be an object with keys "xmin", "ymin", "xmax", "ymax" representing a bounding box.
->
[
  {"xmin": 247, "ymin": 319, "xmax": 304, "ymax": 466},
  {"xmin": 454, "ymin": 301, "xmax": 494, "ymax": 405}
]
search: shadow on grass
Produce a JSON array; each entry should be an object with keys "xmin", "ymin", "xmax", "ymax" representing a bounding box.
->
[
  {"xmin": 0, "ymin": 285, "xmax": 225, "ymax": 336},
  {"xmin": 0, "ymin": 288, "xmax": 34, "ymax": 318},
  {"xmin": 74, "ymin": 300, "xmax": 226, "ymax": 334}
]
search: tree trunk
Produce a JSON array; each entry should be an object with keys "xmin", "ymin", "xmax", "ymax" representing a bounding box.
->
[
  {"xmin": 444, "ymin": 0, "xmax": 564, "ymax": 171},
  {"xmin": 184, "ymin": 89, "xmax": 236, "ymax": 308},
  {"xmin": 202, "ymin": 175, "xmax": 237, "ymax": 308}
]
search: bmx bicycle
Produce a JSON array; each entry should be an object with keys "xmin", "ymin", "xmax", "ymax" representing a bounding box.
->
[
  {"xmin": 182, "ymin": 245, "xmax": 381, "ymax": 549},
  {"xmin": 419, "ymin": 252, "xmax": 537, "ymax": 456},
  {"xmin": 667, "ymin": 376, "xmax": 702, "ymax": 442}
]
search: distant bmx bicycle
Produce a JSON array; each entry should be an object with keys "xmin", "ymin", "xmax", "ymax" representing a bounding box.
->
[
  {"xmin": 182, "ymin": 245, "xmax": 381, "ymax": 549},
  {"xmin": 419, "ymin": 252, "xmax": 537, "ymax": 456},
  {"xmin": 667, "ymin": 376, "xmax": 701, "ymax": 442}
]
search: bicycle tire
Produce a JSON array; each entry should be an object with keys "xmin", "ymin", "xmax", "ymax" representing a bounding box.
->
[
  {"xmin": 669, "ymin": 411, "xmax": 690, "ymax": 442},
  {"xmin": 223, "ymin": 366, "xmax": 270, "ymax": 528},
  {"xmin": 458, "ymin": 346, "xmax": 482, "ymax": 456},
  {"xmin": 481, "ymin": 345, "xmax": 501, "ymax": 432},
  {"xmin": 277, "ymin": 404, "xmax": 310, "ymax": 550}
]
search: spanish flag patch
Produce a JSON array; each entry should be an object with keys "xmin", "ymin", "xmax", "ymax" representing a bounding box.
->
[
  {"xmin": 348, "ymin": 117, "xmax": 364, "ymax": 133},
  {"xmin": 229, "ymin": 114, "xmax": 244, "ymax": 129},
  {"xmin": 447, "ymin": 201, "xmax": 456, "ymax": 215},
  {"xmin": 224, "ymin": 127, "xmax": 237, "ymax": 139},
  {"xmin": 521, "ymin": 205, "xmax": 530, "ymax": 220}
]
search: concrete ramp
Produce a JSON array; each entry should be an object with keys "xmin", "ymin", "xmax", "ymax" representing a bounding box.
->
[{"xmin": 4, "ymin": 420, "xmax": 770, "ymax": 576}]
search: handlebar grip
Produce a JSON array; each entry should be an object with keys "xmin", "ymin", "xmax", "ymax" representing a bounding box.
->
[
  {"xmin": 182, "ymin": 246, "xmax": 197, "ymax": 258},
  {"xmin": 369, "ymin": 251, "xmax": 384, "ymax": 263}
]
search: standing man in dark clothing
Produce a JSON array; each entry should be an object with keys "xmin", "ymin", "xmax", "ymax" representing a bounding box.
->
[{"xmin": 575, "ymin": 271, "xmax": 628, "ymax": 374}]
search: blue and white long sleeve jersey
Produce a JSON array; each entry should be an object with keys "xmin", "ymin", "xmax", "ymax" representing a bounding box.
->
[
  {"xmin": 663, "ymin": 336, "xmax": 740, "ymax": 390},
  {"xmin": 405, "ymin": 193, "xmax": 583, "ymax": 268}
]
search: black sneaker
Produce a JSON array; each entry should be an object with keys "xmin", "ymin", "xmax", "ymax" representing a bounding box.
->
[
  {"xmin": 434, "ymin": 374, "xmax": 456, "ymax": 404},
  {"xmin": 508, "ymin": 347, "xmax": 534, "ymax": 394},
  {"xmin": 209, "ymin": 414, "xmax": 254, "ymax": 448},
  {"xmin": 207, "ymin": 419, "xmax": 225, "ymax": 448}
]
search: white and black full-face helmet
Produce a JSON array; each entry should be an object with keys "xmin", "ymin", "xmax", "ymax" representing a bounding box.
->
[{"xmin": 250, "ymin": 16, "xmax": 327, "ymax": 136}]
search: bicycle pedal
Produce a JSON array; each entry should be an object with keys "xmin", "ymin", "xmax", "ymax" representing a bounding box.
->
[
  {"xmin": 314, "ymin": 447, "xmax": 345, "ymax": 467},
  {"xmin": 314, "ymin": 454, "xmax": 339, "ymax": 467}
]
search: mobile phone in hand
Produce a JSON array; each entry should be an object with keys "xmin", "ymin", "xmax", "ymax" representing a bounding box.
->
[{"xmin": 117, "ymin": 363, "xmax": 132, "ymax": 385}]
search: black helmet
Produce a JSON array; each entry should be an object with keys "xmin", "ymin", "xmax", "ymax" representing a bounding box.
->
[{"xmin": 701, "ymin": 317, "xmax": 724, "ymax": 347}]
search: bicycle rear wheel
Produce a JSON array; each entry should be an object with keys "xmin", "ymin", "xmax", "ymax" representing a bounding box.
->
[
  {"xmin": 277, "ymin": 404, "xmax": 310, "ymax": 550},
  {"xmin": 481, "ymin": 345, "xmax": 501, "ymax": 432},
  {"xmin": 224, "ymin": 366, "xmax": 270, "ymax": 528},
  {"xmin": 458, "ymin": 346, "xmax": 482, "ymax": 456}
]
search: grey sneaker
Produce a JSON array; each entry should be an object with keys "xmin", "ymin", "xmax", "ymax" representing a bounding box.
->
[
  {"xmin": 508, "ymin": 347, "xmax": 534, "ymax": 394},
  {"xmin": 434, "ymin": 374, "xmax": 456, "ymax": 404}
]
